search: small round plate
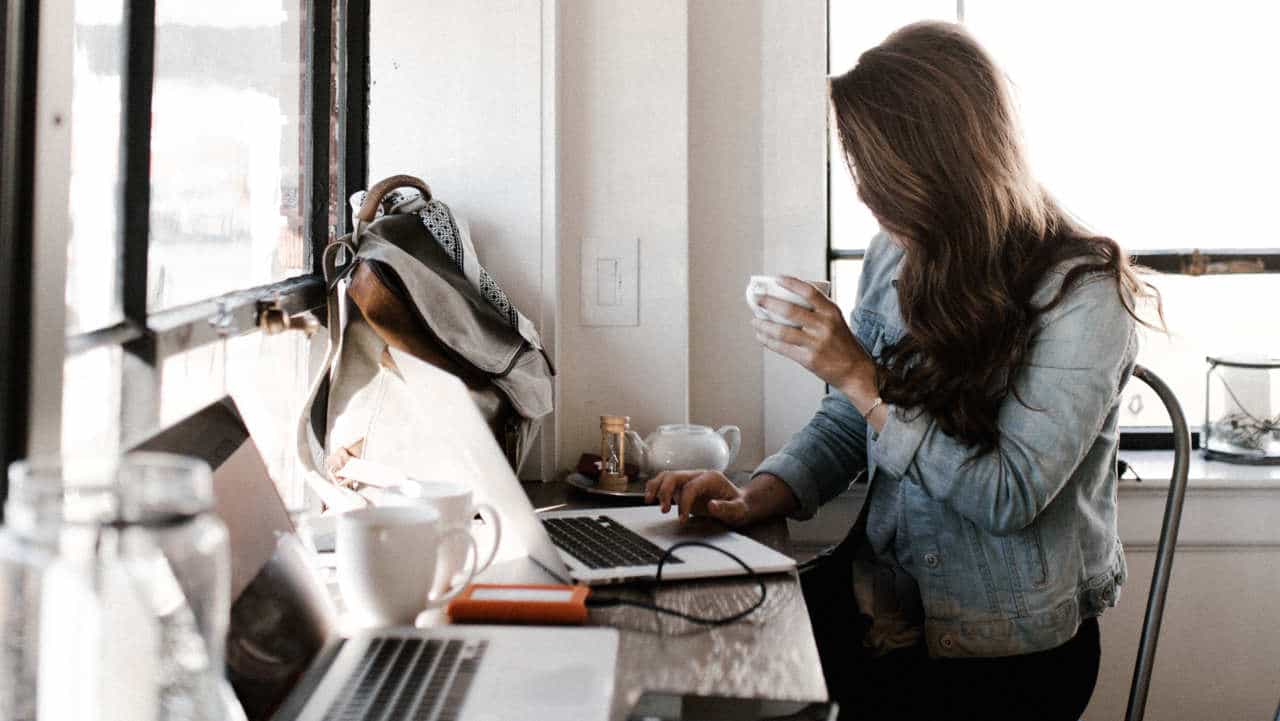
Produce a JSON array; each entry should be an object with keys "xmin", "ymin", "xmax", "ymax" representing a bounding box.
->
[{"xmin": 564, "ymin": 472, "xmax": 649, "ymax": 499}]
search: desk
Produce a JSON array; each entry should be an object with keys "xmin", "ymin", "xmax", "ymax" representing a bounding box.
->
[{"xmin": 483, "ymin": 481, "xmax": 829, "ymax": 721}]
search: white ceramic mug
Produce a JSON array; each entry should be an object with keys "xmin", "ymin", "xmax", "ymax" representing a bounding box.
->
[
  {"xmin": 336, "ymin": 505, "xmax": 478, "ymax": 627},
  {"xmin": 745, "ymin": 275, "xmax": 833, "ymax": 328},
  {"xmin": 383, "ymin": 479, "xmax": 503, "ymax": 598}
]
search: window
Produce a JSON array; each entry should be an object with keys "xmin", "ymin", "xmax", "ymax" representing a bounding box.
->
[
  {"xmin": 38, "ymin": 0, "xmax": 370, "ymax": 507},
  {"xmin": 828, "ymin": 0, "xmax": 1280, "ymax": 445}
]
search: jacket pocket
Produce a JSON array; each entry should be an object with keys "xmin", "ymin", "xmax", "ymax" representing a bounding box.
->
[{"xmin": 1009, "ymin": 525, "xmax": 1049, "ymax": 589}]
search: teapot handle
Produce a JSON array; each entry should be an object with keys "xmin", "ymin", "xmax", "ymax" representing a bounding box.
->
[
  {"xmin": 716, "ymin": 426, "xmax": 741, "ymax": 469},
  {"xmin": 624, "ymin": 430, "xmax": 648, "ymax": 472}
]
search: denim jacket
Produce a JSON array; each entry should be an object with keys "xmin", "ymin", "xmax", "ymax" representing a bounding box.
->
[{"xmin": 756, "ymin": 232, "xmax": 1137, "ymax": 658}]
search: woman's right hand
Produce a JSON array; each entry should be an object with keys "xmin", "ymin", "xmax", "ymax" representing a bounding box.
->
[{"xmin": 644, "ymin": 470, "xmax": 751, "ymax": 526}]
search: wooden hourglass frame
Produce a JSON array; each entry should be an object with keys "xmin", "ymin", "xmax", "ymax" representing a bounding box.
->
[{"xmin": 599, "ymin": 415, "xmax": 631, "ymax": 490}]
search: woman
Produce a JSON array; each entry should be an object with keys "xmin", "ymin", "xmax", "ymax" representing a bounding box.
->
[{"xmin": 646, "ymin": 21, "xmax": 1160, "ymax": 721}]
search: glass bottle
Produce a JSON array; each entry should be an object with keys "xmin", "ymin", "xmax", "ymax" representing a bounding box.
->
[
  {"xmin": 0, "ymin": 459, "xmax": 62, "ymax": 721},
  {"xmin": 2, "ymin": 453, "xmax": 232, "ymax": 721}
]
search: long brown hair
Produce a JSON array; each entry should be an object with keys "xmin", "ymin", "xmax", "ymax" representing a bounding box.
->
[{"xmin": 829, "ymin": 21, "xmax": 1160, "ymax": 455}]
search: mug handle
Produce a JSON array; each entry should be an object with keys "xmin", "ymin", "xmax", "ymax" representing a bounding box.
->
[
  {"xmin": 472, "ymin": 503, "xmax": 503, "ymax": 575},
  {"xmin": 425, "ymin": 527, "xmax": 478, "ymax": 608}
]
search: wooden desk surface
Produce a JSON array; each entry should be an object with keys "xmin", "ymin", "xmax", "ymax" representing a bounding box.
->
[{"xmin": 488, "ymin": 481, "xmax": 829, "ymax": 721}]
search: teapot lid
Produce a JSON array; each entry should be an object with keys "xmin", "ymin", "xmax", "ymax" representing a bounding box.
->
[{"xmin": 655, "ymin": 423, "xmax": 713, "ymax": 434}]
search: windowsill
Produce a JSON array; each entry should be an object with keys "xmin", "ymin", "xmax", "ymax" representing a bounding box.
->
[
  {"xmin": 1118, "ymin": 449, "xmax": 1280, "ymax": 491},
  {"xmin": 787, "ymin": 450, "xmax": 1280, "ymax": 551}
]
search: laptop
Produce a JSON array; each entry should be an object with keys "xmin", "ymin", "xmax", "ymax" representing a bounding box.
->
[
  {"xmin": 376, "ymin": 347, "xmax": 798, "ymax": 586},
  {"xmin": 137, "ymin": 399, "xmax": 619, "ymax": 721}
]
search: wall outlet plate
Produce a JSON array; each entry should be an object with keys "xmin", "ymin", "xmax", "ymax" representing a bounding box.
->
[{"xmin": 580, "ymin": 237, "xmax": 639, "ymax": 326}]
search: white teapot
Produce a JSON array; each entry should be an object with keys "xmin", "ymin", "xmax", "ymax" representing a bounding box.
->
[{"xmin": 626, "ymin": 424, "xmax": 742, "ymax": 475}]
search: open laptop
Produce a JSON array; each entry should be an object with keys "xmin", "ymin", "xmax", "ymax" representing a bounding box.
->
[
  {"xmin": 376, "ymin": 347, "xmax": 797, "ymax": 586},
  {"xmin": 137, "ymin": 399, "xmax": 618, "ymax": 721}
]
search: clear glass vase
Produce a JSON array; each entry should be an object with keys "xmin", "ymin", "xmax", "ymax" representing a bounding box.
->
[
  {"xmin": 1203, "ymin": 355, "xmax": 1280, "ymax": 464},
  {"xmin": 1, "ymin": 453, "xmax": 232, "ymax": 721}
]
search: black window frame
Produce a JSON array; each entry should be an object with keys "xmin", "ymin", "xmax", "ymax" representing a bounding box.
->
[
  {"xmin": 1, "ymin": 0, "xmax": 39, "ymax": 520},
  {"xmin": 1, "ymin": 0, "xmax": 371, "ymax": 509},
  {"xmin": 824, "ymin": 0, "xmax": 1278, "ymax": 452}
]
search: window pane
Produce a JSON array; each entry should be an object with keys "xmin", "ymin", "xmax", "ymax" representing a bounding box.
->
[
  {"xmin": 831, "ymin": 259, "xmax": 863, "ymax": 320},
  {"xmin": 961, "ymin": 2, "xmax": 1280, "ymax": 428},
  {"xmin": 829, "ymin": 2, "xmax": 1280, "ymax": 435},
  {"xmin": 966, "ymin": 1, "xmax": 1280, "ymax": 251},
  {"xmin": 1121, "ymin": 274, "xmax": 1280, "ymax": 429},
  {"xmin": 828, "ymin": 0, "xmax": 957, "ymax": 251},
  {"xmin": 67, "ymin": 1, "xmax": 125, "ymax": 334},
  {"xmin": 225, "ymin": 331, "xmax": 315, "ymax": 508},
  {"xmin": 158, "ymin": 331, "xmax": 314, "ymax": 507},
  {"xmin": 148, "ymin": 1, "xmax": 308, "ymax": 311}
]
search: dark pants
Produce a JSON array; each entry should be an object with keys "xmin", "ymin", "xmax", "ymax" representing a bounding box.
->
[{"xmin": 801, "ymin": 537, "xmax": 1100, "ymax": 721}]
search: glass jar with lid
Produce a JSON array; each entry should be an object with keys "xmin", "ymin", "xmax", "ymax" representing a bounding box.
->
[
  {"xmin": 0, "ymin": 453, "xmax": 232, "ymax": 721},
  {"xmin": 1203, "ymin": 355, "xmax": 1280, "ymax": 464}
]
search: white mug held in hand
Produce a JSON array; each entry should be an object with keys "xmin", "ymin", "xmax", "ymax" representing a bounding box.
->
[
  {"xmin": 745, "ymin": 275, "xmax": 833, "ymax": 328},
  {"xmin": 385, "ymin": 479, "xmax": 503, "ymax": 598},
  {"xmin": 337, "ymin": 506, "xmax": 479, "ymax": 627}
]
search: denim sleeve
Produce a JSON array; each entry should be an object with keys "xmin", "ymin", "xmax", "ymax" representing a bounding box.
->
[
  {"xmin": 870, "ymin": 276, "xmax": 1137, "ymax": 535},
  {"xmin": 753, "ymin": 389, "xmax": 869, "ymax": 520}
]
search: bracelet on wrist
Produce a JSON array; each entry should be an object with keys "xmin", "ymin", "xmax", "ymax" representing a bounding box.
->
[{"xmin": 863, "ymin": 397, "xmax": 884, "ymax": 418}]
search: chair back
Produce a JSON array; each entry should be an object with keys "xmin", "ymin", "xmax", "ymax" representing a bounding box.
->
[{"xmin": 1124, "ymin": 365, "xmax": 1191, "ymax": 721}]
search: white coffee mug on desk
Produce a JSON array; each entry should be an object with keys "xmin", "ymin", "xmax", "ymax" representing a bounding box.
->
[
  {"xmin": 745, "ymin": 275, "xmax": 833, "ymax": 328},
  {"xmin": 384, "ymin": 479, "xmax": 503, "ymax": 598},
  {"xmin": 337, "ymin": 506, "xmax": 478, "ymax": 627}
]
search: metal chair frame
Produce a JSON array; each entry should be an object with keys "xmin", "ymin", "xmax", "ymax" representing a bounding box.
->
[{"xmin": 1124, "ymin": 365, "xmax": 1191, "ymax": 721}]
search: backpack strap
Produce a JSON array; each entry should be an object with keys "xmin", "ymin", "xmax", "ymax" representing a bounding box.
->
[{"xmin": 356, "ymin": 174, "xmax": 432, "ymax": 223}]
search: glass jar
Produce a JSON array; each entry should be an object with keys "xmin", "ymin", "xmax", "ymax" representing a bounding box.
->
[
  {"xmin": 1, "ymin": 453, "xmax": 231, "ymax": 721},
  {"xmin": 1203, "ymin": 355, "xmax": 1280, "ymax": 464},
  {"xmin": 0, "ymin": 459, "xmax": 62, "ymax": 721}
]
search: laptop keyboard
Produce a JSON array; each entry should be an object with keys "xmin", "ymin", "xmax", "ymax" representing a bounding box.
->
[
  {"xmin": 542, "ymin": 516, "xmax": 684, "ymax": 569},
  {"xmin": 321, "ymin": 637, "xmax": 486, "ymax": 721}
]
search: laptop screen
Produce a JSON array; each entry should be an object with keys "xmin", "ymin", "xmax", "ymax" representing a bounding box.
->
[{"xmin": 133, "ymin": 398, "xmax": 338, "ymax": 721}]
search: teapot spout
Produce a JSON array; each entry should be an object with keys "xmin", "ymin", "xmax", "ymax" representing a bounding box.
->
[
  {"xmin": 716, "ymin": 426, "xmax": 741, "ymax": 468},
  {"xmin": 625, "ymin": 430, "xmax": 649, "ymax": 473}
]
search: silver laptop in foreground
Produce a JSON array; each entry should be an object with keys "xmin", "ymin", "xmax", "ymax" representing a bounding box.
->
[
  {"xmin": 385, "ymin": 348, "xmax": 797, "ymax": 586},
  {"xmin": 147, "ymin": 399, "xmax": 618, "ymax": 721},
  {"xmin": 280, "ymin": 624, "xmax": 616, "ymax": 721}
]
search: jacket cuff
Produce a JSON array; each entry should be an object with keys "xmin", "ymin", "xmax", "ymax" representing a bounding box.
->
[
  {"xmin": 869, "ymin": 405, "xmax": 930, "ymax": 479},
  {"xmin": 753, "ymin": 452, "xmax": 822, "ymax": 520}
]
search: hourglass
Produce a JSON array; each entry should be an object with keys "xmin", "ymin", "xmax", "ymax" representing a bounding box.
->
[{"xmin": 599, "ymin": 415, "xmax": 631, "ymax": 490}]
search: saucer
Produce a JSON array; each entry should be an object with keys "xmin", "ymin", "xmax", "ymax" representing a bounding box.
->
[{"xmin": 564, "ymin": 472, "xmax": 648, "ymax": 499}]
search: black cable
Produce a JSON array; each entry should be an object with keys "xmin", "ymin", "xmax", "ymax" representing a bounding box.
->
[{"xmin": 584, "ymin": 540, "xmax": 768, "ymax": 627}]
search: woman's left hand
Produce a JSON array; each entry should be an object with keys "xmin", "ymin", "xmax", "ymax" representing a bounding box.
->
[{"xmin": 752, "ymin": 277, "xmax": 877, "ymax": 398}]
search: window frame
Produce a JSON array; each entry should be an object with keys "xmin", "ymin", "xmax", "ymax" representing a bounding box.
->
[
  {"xmin": 1, "ymin": 0, "xmax": 40, "ymax": 518},
  {"xmin": 0, "ymin": 0, "xmax": 370, "ymax": 509},
  {"xmin": 824, "ymin": 0, "xmax": 1280, "ymax": 452}
]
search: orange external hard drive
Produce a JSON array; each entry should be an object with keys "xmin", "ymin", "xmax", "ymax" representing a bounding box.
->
[{"xmin": 446, "ymin": 583, "xmax": 591, "ymax": 625}]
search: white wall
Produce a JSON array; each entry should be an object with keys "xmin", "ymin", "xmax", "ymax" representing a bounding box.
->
[
  {"xmin": 368, "ymin": 0, "xmax": 547, "ymax": 477},
  {"xmin": 556, "ymin": 0, "xmax": 691, "ymax": 465},
  {"xmin": 759, "ymin": 1, "xmax": 829, "ymax": 454},
  {"xmin": 687, "ymin": 0, "xmax": 767, "ymax": 468},
  {"xmin": 368, "ymin": 1, "xmax": 829, "ymax": 473},
  {"xmin": 688, "ymin": 1, "xmax": 829, "ymax": 471}
]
